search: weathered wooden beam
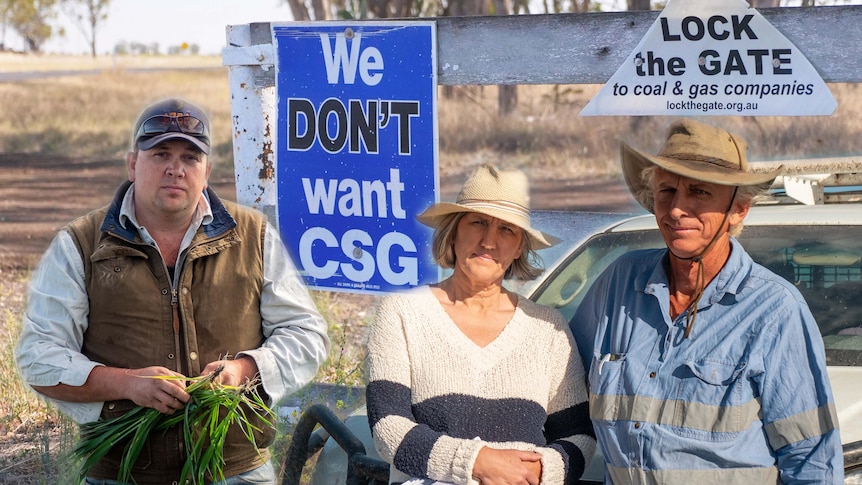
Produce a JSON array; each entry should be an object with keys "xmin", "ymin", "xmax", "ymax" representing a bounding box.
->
[
  {"xmin": 436, "ymin": 6, "xmax": 862, "ymax": 85},
  {"xmin": 224, "ymin": 6, "xmax": 862, "ymax": 86}
]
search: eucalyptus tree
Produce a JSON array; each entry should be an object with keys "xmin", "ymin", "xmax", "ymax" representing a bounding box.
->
[
  {"xmin": 61, "ymin": 0, "xmax": 111, "ymax": 58},
  {"xmin": 5, "ymin": 0, "xmax": 57, "ymax": 53}
]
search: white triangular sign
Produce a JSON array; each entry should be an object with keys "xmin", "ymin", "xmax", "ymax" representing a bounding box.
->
[{"xmin": 580, "ymin": 0, "xmax": 837, "ymax": 116}]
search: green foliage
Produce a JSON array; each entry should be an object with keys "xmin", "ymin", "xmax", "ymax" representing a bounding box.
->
[
  {"xmin": 3, "ymin": 0, "xmax": 59, "ymax": 52},
  {"xmin": 311, "ymin": 290, "xmax": 373, "ymax": 388},
  {"xmin": 72, "ymin": 368, "xmax": 275, "ymax": 484}
]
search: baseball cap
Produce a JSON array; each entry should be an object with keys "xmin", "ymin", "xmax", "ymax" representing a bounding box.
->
[{"xmin": 132, "ymin": 98, "xmax": 211, "ymax": 155}]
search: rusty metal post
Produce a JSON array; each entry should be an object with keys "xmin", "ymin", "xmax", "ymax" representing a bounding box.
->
[{"xmin": 222, "ymin": 22, "xmax": 278, "ymax": 225}]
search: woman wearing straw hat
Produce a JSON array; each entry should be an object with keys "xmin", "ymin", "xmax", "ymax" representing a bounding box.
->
[
  {"xmin": 571, "ymin": 119, "xmax": 842, "ymax": 484},
  {"xmin": 366, "ymin": 164, "xmax": 595, "ymax": 485}
]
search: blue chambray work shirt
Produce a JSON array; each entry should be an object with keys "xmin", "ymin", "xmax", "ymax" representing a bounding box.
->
[{"xmin": 571, "ymin": 238, "xmax": 843, "ymax": 484}]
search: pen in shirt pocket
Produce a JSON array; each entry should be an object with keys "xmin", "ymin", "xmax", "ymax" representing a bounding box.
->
[{"xmin": 597, "ymin": 353, "xmax": 623, "ymax": 375}]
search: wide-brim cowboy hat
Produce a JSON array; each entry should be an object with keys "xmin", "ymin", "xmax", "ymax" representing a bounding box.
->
[
  {"xmin": 622, "ymin": 119, "xmax": 783, "ymax": 213},
  {"xmin": 417, "ymin": 164, "xmax": 560, "ymax": 249}
]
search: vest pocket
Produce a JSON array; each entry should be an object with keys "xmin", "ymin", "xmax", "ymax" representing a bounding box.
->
[
  {"xmin": 97, "ymin": 400, "xmax": 154, "ymax": 471},
  {"xmin": 89, "ymin": 246, "xmax": 150, "ymax": 290},
  {"xmin": 91, "ymin": 245, "xmax": 148, "ymax": 262}
]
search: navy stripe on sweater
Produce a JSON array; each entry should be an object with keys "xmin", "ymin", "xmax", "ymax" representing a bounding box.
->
[{"xmin": 368, "ymin": 379, "xmax": 549, "ymax": 443}]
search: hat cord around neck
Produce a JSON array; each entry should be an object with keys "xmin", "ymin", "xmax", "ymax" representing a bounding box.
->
[
  {"xmin": 668, "ymin": 186, "xmax": 738, "ymax": 339},
  {"xmin": 683, "ymin": 259, "xmax": 705, "ymax": 339}
]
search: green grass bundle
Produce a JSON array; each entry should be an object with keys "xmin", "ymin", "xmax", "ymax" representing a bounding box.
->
[{"xmin": 72, "ymin": 367, "xmax": 275, "ymax": 484}]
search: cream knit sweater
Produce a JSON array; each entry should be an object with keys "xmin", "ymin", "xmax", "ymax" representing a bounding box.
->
[{"xmin": 366, "ymin": 286, "xmax": 595, "ymax": 485}]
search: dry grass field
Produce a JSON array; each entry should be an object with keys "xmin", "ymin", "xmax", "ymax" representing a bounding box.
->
[
  {"xmin": 0, "ymin": 52, "xmax": 224, "ymax": 72},
  {"xmin": 2, "ymin": 52, "xmax": 862, "ymax": 482}
]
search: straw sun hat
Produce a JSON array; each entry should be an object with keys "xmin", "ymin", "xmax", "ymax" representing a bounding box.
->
[
  {"xmin": 621, "ymin": 119, "xmax": 783, "ymax": 213},
  {"xmin": 416, "ymin": 164, "xmax": 559, "ymax": 249}
]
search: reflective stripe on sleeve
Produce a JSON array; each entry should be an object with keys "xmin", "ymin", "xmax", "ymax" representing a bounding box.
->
[{"xmin": 765, "ymin": 402, "xmax": 839, "ymax": 450}]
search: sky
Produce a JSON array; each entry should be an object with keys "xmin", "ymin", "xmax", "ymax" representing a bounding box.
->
[
  {"xmin": 32, "ymin": 0, "xmax": 632, "ymax": 56},
  {"xmin": 24, "ymin": 0, "xmax": 843, "ymax": 57},
  {"xmin": 40, "ymin": 0, "xmax": 294, "ymax": 56}
]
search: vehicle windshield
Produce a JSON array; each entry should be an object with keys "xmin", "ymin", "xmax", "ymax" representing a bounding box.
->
[{"xmin": 531, "ymin": 225, "xmax": 862, "ymax": 367}]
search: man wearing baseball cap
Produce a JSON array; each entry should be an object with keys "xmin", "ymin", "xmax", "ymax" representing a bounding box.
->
[
  {"xmin": 133, "ymin": 97, "xmax": 212, "ymax": 154},
  {"xmin": 16, "ymin": 98, "xmax": 330, "ymax": 484}
]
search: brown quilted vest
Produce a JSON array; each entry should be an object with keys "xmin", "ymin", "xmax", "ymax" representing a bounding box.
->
[{"xmin": 66, "ymin": 183, "xmax": 275, "ymax": 484}]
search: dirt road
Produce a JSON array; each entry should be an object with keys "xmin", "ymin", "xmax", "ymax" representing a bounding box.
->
[{"xmin": 0, "ymin": 153, "xmax": 639, "ymax": 271}]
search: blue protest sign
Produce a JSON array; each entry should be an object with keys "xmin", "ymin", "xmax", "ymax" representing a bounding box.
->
[{"xmin": 273, "ymin": 22, "xmax": 438, "ymax": 294}]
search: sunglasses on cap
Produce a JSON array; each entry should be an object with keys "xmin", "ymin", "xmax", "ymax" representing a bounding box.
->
[{"xmin": 135, "ymin": 113, "xmax": 209, "ymax": 140}]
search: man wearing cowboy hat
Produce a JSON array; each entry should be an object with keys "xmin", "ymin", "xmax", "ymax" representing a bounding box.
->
[
  {"xmin": 367, "ymin": 164, "xmax": 595, "ymax": 485},
  {"xmin": 570, "ymin": 119, "xmax": 842, "ymax": 484}
]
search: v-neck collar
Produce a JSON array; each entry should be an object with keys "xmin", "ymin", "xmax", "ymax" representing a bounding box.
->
[{"xmin": 424, "ymin": 286, "xmax": 524, "ymax": 365}]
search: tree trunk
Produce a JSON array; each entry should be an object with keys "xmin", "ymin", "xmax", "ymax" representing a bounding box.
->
[
  {"xmin": 442, "ymin": 0, "xmax": 485, "ymax": 101},
  {"xmin": 444, "ymin": 0, "xmax": 484, "ymax": 16},
  {"xmin": 285, "ymin": 0, "xmax": 311, "ymax": 21},
  {"xmin": 625, "ymin": 0, "xmax": 652, "ymax": 132},
  {"xmin": 627, "ymin": 0, "xmax": 650, "ymax": 10},
  {"xmin": 310, "ymin": 0, "xmax": 331, "ymax": 20},
  {"xmin": 26, "ymin": 36, "xmax": 39, "ymax": 53},
  {"xmin": 88, "ymin": 7, "xmax": 96, "ymax": 58},
  {"xmin": 570, "ymin": 0, "xmax": 591, "ymax": 12},
  {"xmin": 490, "ymin": 0, "xmax": 517, "ymax": 116},
  {"xmin": 392, "ymin": 0, "xmax": 413, "ymax": 17},
  {"xmin": 749, "ymin": 0, "xmax": 780, "ymax": 7},
  {"xmin": 490, "ymin": 0, "xmax": 507, "ymax": 15},
  {"xmin": 498, "ymin": 85, "xmax": 518, "ymax": 115}
]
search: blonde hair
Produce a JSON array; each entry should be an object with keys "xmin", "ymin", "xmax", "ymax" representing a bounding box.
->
[{"xmin": 430, "ymin": 212, "xmax": 544, "ymax": 281}]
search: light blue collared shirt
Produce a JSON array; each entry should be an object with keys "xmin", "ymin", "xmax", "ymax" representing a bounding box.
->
[{"xmin": 571, "ymin": 238, "xmax": 843, "ymax": 484}]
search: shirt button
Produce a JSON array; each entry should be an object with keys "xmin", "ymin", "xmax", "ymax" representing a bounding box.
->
[
  {"xmin": 634, "ymin": 422, "xmax": 641, "ymax": 429},
  {"xmin": 107, "ymin": 402, "xmax": 115, "ymax": 410},
  {"xmin": 182, "ymin": 287, "xmax": 189, "ymax": 295},
  {"xmin": 190, "ymin": 351, "xmax": 198, "ymax": 361},
  {"xmin": 649, "ymin": 371, "xmax": 656, "ymax": 378}
]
